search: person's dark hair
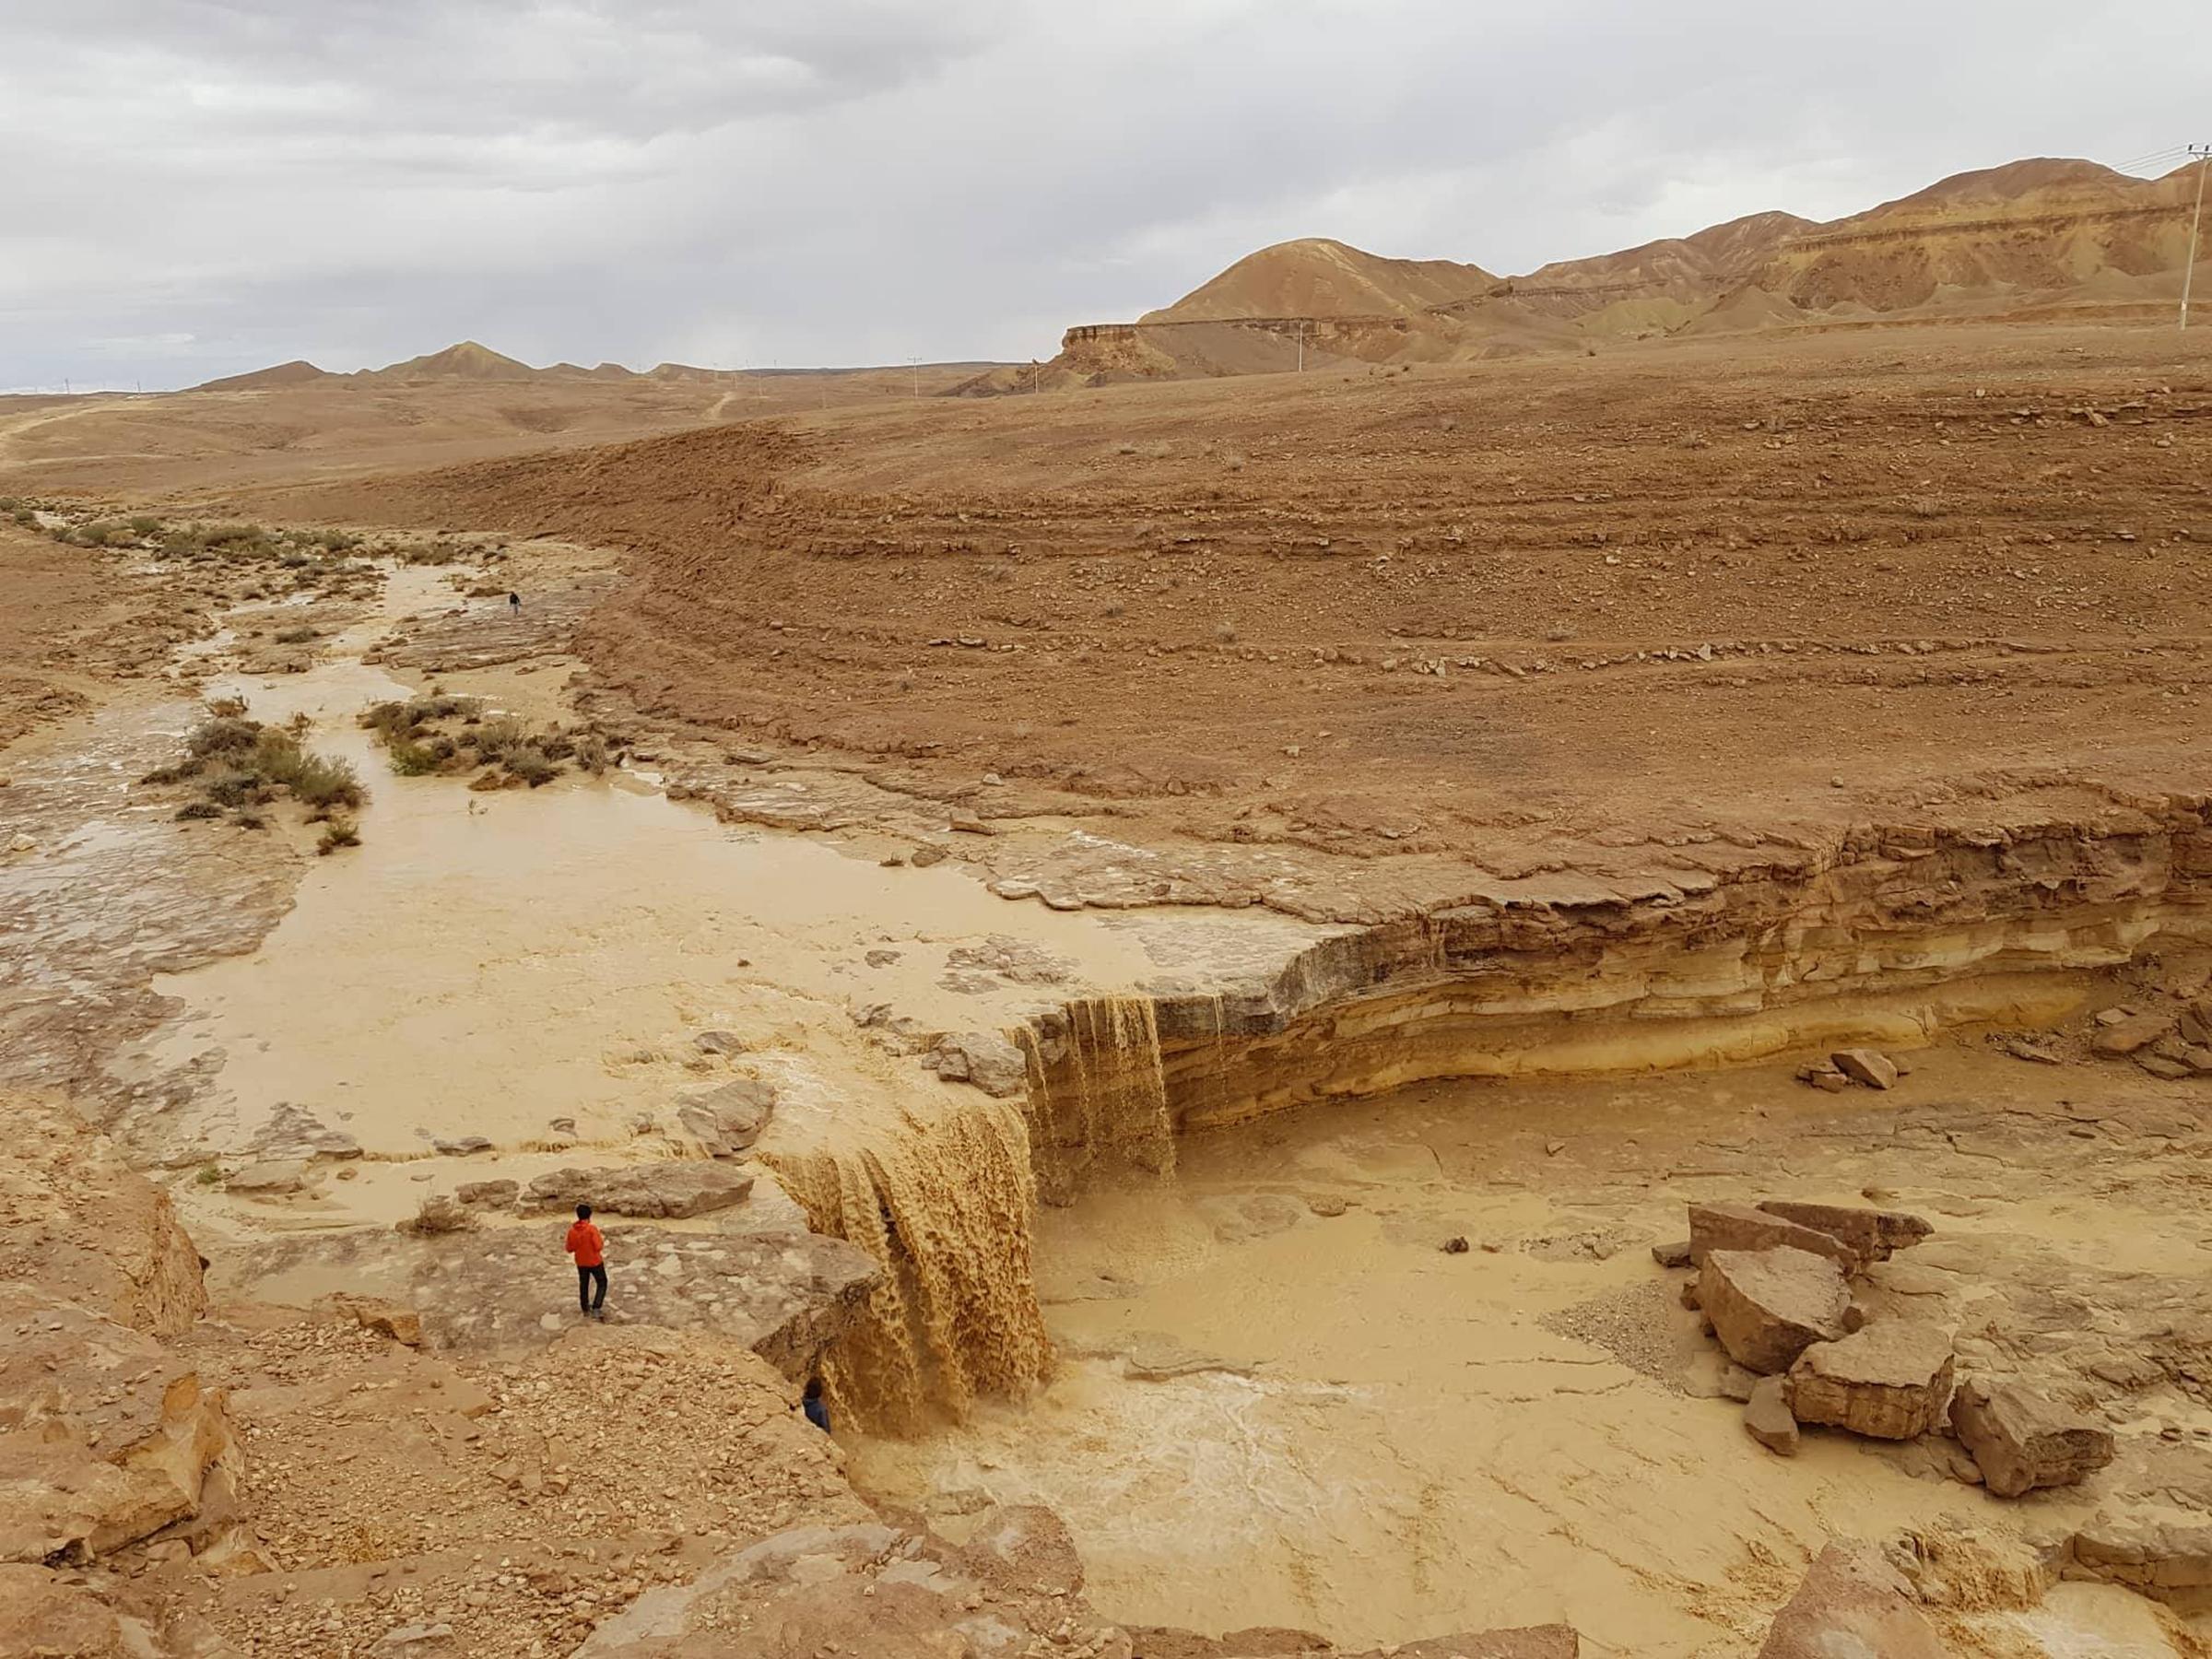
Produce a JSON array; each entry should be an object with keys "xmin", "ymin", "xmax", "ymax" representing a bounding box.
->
[
  {"xmin": 803, "ymin": 1377, "xmax": 823, "ymax": 1400},
  {"xmin": 576, "ymin": 1203, "xmax": 592, "ymax": 1219}
]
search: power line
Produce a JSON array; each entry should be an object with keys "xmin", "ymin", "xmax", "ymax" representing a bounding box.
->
[{"xmin": 2115, "ymin": 142, "xmax": 2190, "ymax": 173}]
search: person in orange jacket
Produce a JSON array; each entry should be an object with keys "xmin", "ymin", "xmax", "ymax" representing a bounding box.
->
[{"xmin": 566, "ymin": 1203, "xmax": 607, "ymax": 1319}]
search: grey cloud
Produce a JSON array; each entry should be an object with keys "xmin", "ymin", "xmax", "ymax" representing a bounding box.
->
[{"xmin": 2, "ymin": 0, "xmax": 2201, "ymax": 389}]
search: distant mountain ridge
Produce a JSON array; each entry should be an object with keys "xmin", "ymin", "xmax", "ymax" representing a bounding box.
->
[{"xmin": 1027, "ymin": 155, "xmax": 2209, "ymax": 388}]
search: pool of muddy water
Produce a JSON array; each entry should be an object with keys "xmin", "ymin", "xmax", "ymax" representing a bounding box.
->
[{"xmin": 848, "ymin": 1058, "xmax": 2208, "ymax": 1656}]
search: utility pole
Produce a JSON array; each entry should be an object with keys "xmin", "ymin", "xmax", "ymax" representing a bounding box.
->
[
  {"xmin": 910, "ymin": 357, "xmax": 920, "ymax": 399},
  {"xmin": 1296, "ymin": 322, "xmax": 1308, "ymax": 373},
  {"xmin": 2184, "ymin": 145, "xmax": 2212, "ymax": 332}
]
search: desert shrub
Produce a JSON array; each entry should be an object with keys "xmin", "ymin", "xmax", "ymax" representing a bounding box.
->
[
  {"xmin": 206, "ymin": 695, "xmax": 247, "ymax": 718},
  {"xmin": 235, "ymin": 810, "xmax": 265, "ymax": 830},
  {"xmin": 502, "ymin": 744, "xmax": 560, "ymax": 787},
  {"xmin": 1214, "ymin": 622, "xmax": 1237, "ymax": 644},
  {"xmin": 174, "ymin": 801, "xmax": 222, "ymax": 821},
  {"xmin": 317, "ymin": 528, "xmax": 359, "ymax": 553},
  {"xmin": 468, "ymin": 716, "xmax": 527, "ymax": 761},
  {"xmin": 571, "ymin": 734, "xmax": 610, "ymax": 775},
  {"xmin": 536, "ymin": 732, "xmax": 576, "ymax": 760},
  {"xmin": 200, "ymin": 767, "xmax": 265, "ymax": 807},
  {"xmin": 187, "ymin": 715, "xmax": 261, "ymax": 759},
  {"xmin": 274, "ymin": 625, "xmax": 318, "ymax": 645},
  {"xmin": 128, "ymin": 514, "xmax": 161, "ymax": 535},
  {"xmin": 265, "ymin": 742, "xmax": 363, "ymax": 810},
  {"xmin": 317, "ymin": 818, "xmax": 361, "ymax": 855},
  {"xmin": 387, "ymin": 738, "xmax": 441, "ymax": 776},
  {"xmin": 201, "ymin": 522, "xmax": 267, "ymax": 550},
  {"xmin": 9, "ymin": 508, "xmax": 33, "ymax": 526}
]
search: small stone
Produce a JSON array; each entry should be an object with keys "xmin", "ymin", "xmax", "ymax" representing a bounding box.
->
[
  {"xmin": 1830, "ymin": 1049, "xmax": 1898, "ymax": 1089},
  {"xmin": 2091, "ymin": 1011, "xmax": 2176, "ymax": 1056},
  {"xmin": 1744, "ymin": 1375, "xmax": 1800, "ymax": 1455},
  {"xmin": 693, "ymin": 1030, "xmax": 746, "ymax": 1057},
  {"xmin": 1651, "ymin": 1239, "xmax": 1693, "ymax": 1269},
  {"xmin": 910, "ymin": 844, "xmax": 947, "ymax": 868},
  {"xmin": 1441, "ymin": 1236, "xmax": 1470, "ymax": 1254}
]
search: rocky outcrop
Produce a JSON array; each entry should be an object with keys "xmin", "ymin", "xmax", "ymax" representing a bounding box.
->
[
  {"xmin": 0, "ymin": 1094, "xmax": 205, "ymax": 1338},
  {"xmin": 227, "ymin": 1219, "xmax": 878, "ymax": 1381},
  {"xmin": 1757, "ymin": 1539, "xmax": 1946, "ymax": 1658},
  {"xmin": 0, "ymin": 1286, "xmax": 233, "ymax": 1564},
  {"xmin": 1699, "ymin": 1248, "xmax": 1850, "ymax": 1374},
  {"xmin": 1948, "ymin": 1379, "xmax": 2114, "ymax": 1497},
  {"xmin": 520, "ymin": 1162, "xmax": 756, "ymax": 1218},
  {"xmin": 1786, "ymin": 1323, "xmax": 1955, "ymax": 1441}
]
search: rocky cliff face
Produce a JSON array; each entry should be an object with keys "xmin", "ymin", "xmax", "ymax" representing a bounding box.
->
[{"xmin": 0, "ymin": 1093, "xmax": 206, "ymax": 1338}]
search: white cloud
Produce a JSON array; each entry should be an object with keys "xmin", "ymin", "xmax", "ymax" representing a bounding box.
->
[{"xmin": 0, "ymin": 0, "xmax": 2200, "ymax": 387}]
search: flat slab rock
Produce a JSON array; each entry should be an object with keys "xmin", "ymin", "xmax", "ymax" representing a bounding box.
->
[
  {"xmin": 1787, "ymin": 1321, "xmax": 1955, "ymax": 1441},
  {"xmin": 1700, "ymin": 1246, "xmax": 1850, "ymax": 1375},
  {"xmin": 223, "ymin": 1220, "xmax": 877, "ymax": 1380},
  {"xmin": 2069, "ymin": 1518, "xmax": 2212, "ymax": 1594},
  {"xmin": 1950, "ymin": 1379, "xmax": 2114, "ymax": 1497},
  {"xmin": 520, "ymin": 1162, "xmax": 754, "ymax": 1219},
  {"xmin": 1688, "ymin": 1203, "xmax": 1859, "ymax": 1272},
  {"xmin": 1756, "ymin": 1199, "xmax": 1931, "ymax": 1264}
]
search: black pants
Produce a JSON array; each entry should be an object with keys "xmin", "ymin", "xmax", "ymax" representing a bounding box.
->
[{"xmin": 577, "ymin": 1264, "xmax": 606, "ymax": 1312}]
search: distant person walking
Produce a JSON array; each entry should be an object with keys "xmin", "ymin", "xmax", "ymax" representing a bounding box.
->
[
  {"xmin": 507, "ymin": 590, "xmax": 521, "ymax": 617},
  {"xmin": 566, "ymin": 1203, "xmax": 606, "ymax": 1318}
]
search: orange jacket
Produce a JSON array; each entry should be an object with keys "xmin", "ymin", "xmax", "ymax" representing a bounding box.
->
[{"xmin": 565, "ymin": 1219, "xmax": 605, "ymax": 1268}]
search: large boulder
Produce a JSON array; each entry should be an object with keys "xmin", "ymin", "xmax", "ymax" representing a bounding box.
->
[
  {"xmin": 1757, "ymin": 1540, "xmax": 1946, "ymax": 1658},
  {"xmin": 1756, "ymin": 1200, "xmax": 1931, "ymax": 1264},
  {"xmin": 1688, "ymin": 1204, "xmax": 1859, "ymax": 1272},
  {"xmin": 677, "ymin": 1079, "xmax": 776, "ymax": 1157},
  {"xmin": 1699, "ymin": 1247, "xmax": 1851, "ymax": 1374},
  {"xmin": 521, "ymin": 1162, "xmax": 755, "ymax": 1219},
  {"xmin": 0, "ymin": 1287, "xmax": 233, "ymax": 1564},
  {"xmin": 1948, "ymin": 1379, "xmax": 2114, "ymax": 1497},
  {"xmin": 1786, "ymin": 1322, "xmax": 1955, "ymax": 1441}
]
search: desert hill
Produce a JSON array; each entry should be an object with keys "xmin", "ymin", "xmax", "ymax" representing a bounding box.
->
[
  {"xmin": 189, "ymin": 359, "xmax": 335, "ymax": 392},
  {"xmin": 1139, "ymin": 238, "xmax": 1496, "ymax": 323},
  {"xmin": 1036, "ymin": 155, "xmax": 2207, "ymax": 387}
]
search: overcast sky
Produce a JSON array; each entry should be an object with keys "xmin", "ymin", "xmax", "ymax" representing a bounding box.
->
[{"xmin": 3, "ymin": 0, "xmax": 2201, "ymax": 390}]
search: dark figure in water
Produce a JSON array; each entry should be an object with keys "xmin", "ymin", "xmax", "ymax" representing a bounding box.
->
[{"xmin": 801, "ymin": 1377, "xmax": 830, "ymax": 1433}]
